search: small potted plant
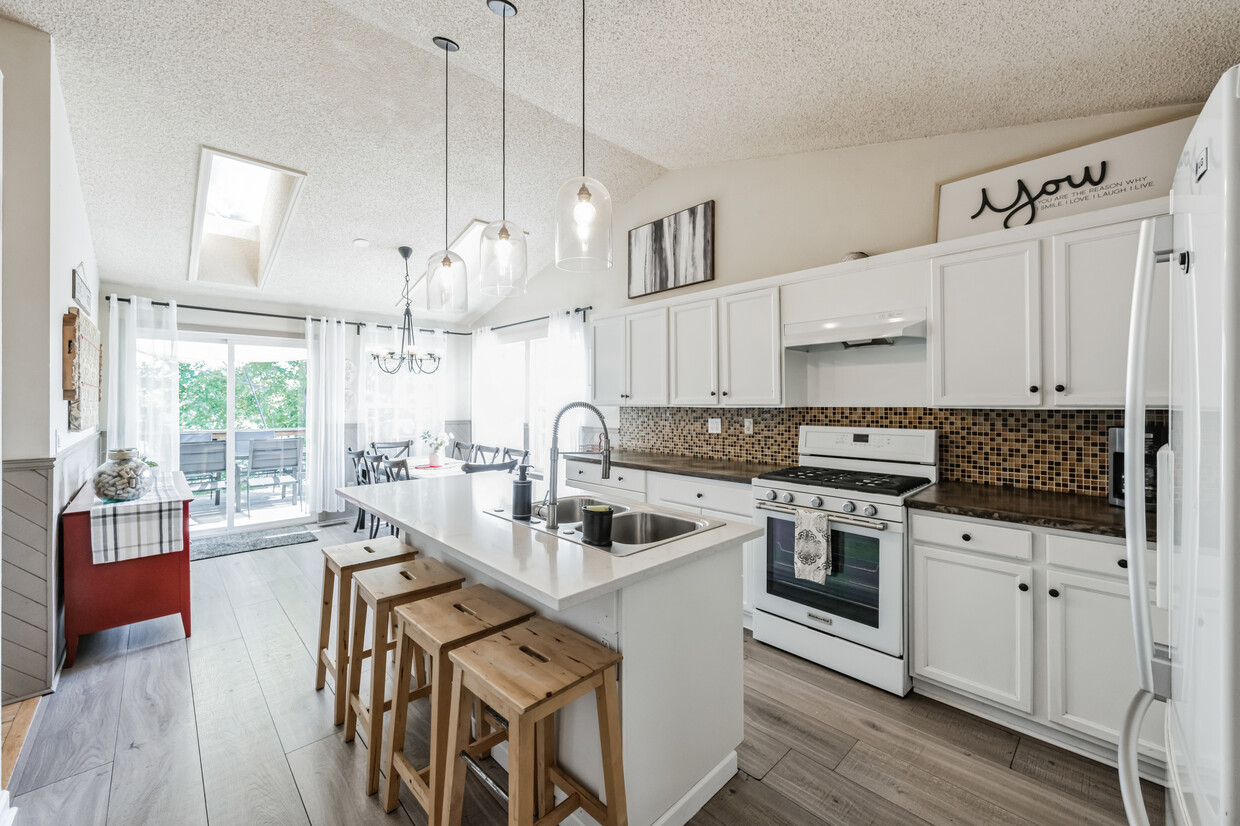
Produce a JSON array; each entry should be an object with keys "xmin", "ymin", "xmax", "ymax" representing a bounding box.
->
[{"xmin": 421, "ymin": 430, "xmax": 453, "ymax": 466}]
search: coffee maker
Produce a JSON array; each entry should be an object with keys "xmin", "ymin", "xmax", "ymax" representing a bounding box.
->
[{"xmin": 1107, "ymin": 425, "xmax": 1167, "ymax": 510}]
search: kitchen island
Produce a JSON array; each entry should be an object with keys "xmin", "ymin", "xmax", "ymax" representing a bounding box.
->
[{"xmin": 338, "ymin": 472, "xmax": 761, "ymax": 826}]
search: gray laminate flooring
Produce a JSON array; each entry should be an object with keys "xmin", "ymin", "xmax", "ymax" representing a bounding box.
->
[{"xmin": 9, "ymin": 521, "xmax": 1164, "ymax": 825}]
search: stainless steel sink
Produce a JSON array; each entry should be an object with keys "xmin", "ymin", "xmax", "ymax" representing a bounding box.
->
[
  {"xmin": 531, "ymin": 496, "xmax": 629, "ymax": 525},
  {"xmin": 609, "ymin": 512, "xmax": 702, "ymax": 545}
]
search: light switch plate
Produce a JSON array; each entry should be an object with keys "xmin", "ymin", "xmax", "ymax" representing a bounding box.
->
[
  {"xmin": 708, "ymin": 418, "xmax": 722, "ymax": 434},
  {"xmin": 744, "ymin": 418, "xmax": 754, "ymax": 434}
]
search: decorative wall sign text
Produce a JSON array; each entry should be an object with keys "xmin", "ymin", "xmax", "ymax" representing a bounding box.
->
[{"xmin": 972, "ymin": 163, "xmax": 1107, "ymax": 229}]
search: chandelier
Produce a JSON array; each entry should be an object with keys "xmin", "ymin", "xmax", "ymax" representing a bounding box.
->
[{"xmin": 372, "ymin": 246, "xmax": 442, "ymax": 375}]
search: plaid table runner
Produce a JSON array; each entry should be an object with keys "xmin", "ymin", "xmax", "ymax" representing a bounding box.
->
[{"xmin": 90, "ymin": 473, "xmax": 186, "ymax": 564}]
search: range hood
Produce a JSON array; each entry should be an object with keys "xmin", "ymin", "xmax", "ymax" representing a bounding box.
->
[{"xmin": 783, "ymin": 308, "xmax": 927, "ymax": 351}]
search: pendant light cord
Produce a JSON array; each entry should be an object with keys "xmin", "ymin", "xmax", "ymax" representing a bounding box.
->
[
  {"xmin": 444, "ymin": 42, "xmax": 449, "ymax": 250},
  {"xmin": 581, "ymin": 0, "xmax": 586, "ymax": 177},
  {"xmin": 501, "ymin": 10, "xmax": 507, "ymax": 223}
]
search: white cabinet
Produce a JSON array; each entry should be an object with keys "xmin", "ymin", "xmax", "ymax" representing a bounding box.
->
[
  {"xmin": 563, "ymin": 458, "xmax": 647, "ymax": 498},
  {"xmin": 719, "ymin": 288, "xmax": 781, "ymax": 406},
  {"xmin": 1050, "ymin": 222, "xmax": 1170, "ymax": 406},
  {"xmin": 912, "ymin": 544, "xmax": 1034, "ymax": 712},
  {"xmin": 1045, "ymin": 569, "xmax": 1167, "ymax": 757},
  {"xmin": 589, "ymin": 309, "xmax": 668, "ymax": 406},
  {"xmin": 590, "ymin": 315, "xmax": 627, "ymax": 406},
  {"xmin": 669, "ymin": 300, "xmax": 719, "ymax": 405},
  {"xmin": 931, "ymin": 241, "xmax": 1042, "ymax": 407}
]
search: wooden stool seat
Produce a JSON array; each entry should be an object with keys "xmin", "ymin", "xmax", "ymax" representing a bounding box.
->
[
  {"xmin": 315, "ymin": 535, "xmax": 417, "ymax": 726},
  {"xmin": 346, "ymin": 557, "xmax": 466, "ymax": 794},
  {"xmin": 443, "ymin": 616, "xmax": 627, "ymax": 826},
  {"xmin": 382, "ymin": 585, "xmax": 536, "ymax": 817}
]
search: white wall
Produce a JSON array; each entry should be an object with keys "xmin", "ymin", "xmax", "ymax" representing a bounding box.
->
[{"xmin": 480, "ymin": 103, "xmax": 1202, "ymax": 327}]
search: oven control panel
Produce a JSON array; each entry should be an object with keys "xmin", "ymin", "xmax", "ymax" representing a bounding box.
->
[
  {"xmin": 798, "ymin": 426, "xmax": 936, "ymax": 465},
  {"xmin": 751, "ymin": 485, "xmax": 906, "ymax": 524}
]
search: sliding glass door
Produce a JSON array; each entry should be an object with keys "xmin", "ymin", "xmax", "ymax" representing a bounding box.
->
[{"xmin": 180, "ymin": 333, "xmax": 307, "ymax": 535}]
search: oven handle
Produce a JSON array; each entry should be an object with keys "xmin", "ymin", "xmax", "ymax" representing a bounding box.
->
[{"xmin": 754, "ymin": 502, "xmax": 888, "ymax": 532}]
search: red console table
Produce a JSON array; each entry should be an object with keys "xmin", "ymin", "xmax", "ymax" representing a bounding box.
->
[{"xmin": 61, "ymin": 471, "xmax": 193, "ymax": 666}]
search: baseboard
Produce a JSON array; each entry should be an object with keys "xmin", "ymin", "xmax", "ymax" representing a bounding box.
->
[{"xmin": 0, "ymin": 790, "xmax": 17, "ymax": 826}]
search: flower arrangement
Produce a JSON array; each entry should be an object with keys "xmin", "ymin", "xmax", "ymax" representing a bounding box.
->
[{"xmin": 421, "ymin": 430, "xmax": 453, "ymax": 453}]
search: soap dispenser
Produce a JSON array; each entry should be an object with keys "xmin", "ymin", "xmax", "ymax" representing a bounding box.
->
[{"xmin": 512, "ymin": 464, "xmax": 533, "ymax": 520}]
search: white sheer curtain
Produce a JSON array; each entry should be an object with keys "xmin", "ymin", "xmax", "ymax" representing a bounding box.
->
[
  {"xmin": 529, "ymin": 310, "xmax": 589, "ymax": 465},
  {"xmin": 471, "ymin": 325, "xmax": 527, "ymax": 450},
  {"xmin": 356, "ymin": 325, "xmax": 448, "ymax": 450},
  {"xmin": 305, "ymin": 316, "xmax": 347, "ymax": 514},
  {"xmin": 106, "ymin": 295, "xmax": 180, "ymax": 470}
]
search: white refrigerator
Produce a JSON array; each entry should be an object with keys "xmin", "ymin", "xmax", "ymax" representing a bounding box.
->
[{"xmin": 1121, "ymin": 65, "xmax": 1240, "ymax": 826}]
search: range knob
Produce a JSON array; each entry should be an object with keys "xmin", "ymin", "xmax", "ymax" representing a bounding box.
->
[
  {"xmin": 810, "ymin": 496, "xmax": 823, "ymax": 508},
  {"xmin": 862, "ymin": 504, "xmax": 877, "ymax": 517},
  {"xmin": 780, "ymin": 492, "xmax": 795, "ymax": 504},
  {"xmin": 764, "ymin": 490, "xmax": 777, "ymax": 501},
  {"xmin": 841, "ymin": 501, "xmax": 856, "ymax": 513}
]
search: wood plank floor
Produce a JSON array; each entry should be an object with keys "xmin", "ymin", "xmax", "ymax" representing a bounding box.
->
[{"xmin": 8, "ymin": 521, "xmax": 1164, "ymax": 825}]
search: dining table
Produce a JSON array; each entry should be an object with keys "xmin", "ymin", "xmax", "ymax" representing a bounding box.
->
[{"xmin": 405, "ymin": 456, "xmax": 467, "ymax": 479}]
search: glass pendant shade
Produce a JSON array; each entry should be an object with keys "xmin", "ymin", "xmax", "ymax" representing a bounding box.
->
[
  {"xmin": 479, "ymin": 219, "xmax": 528, "ymax": 296},
  {"xmin": 427, "ymin": 249, "xmax": 467, "ymax": 313},
  {"xmin": 555, "ymin": 175, "xmax": 612, "ymax": 272}
]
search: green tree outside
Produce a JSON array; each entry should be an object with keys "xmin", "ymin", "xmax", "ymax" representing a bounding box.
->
[{"xmin": 178, "ymin": 360, "xmax": 306, "ymax": 431}]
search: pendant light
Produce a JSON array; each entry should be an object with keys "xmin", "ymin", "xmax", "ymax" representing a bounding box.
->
[
  {"xmin": 427, "ymin": 36, "xmax": 468, "ymax": 313},
  {"xmin": 372, "ymin": 246, "xmax": 442, "ymax": 375},
  {"xmin": 554, "ymin": 0, "xmax": 612, "ymax": 272},
  {"xmin": 479, "ymin": 0, "xmax": 528, "ymax": 296}
]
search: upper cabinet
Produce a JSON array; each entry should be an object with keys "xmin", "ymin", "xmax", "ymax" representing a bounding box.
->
[
  {"xmin": 719, "ymin": 289, "xmax": 781, "ymax": 406},
  {"xmin": 931, "ymin": 240, "xmax": 1043, "ymax": 407},
  {"xmin": 1050, "ymin": 222, "xmax": 1169, "ymax": 407},
  {"xmin": 669, "ymin": 299, "xmax": 719, "ymax": 405},
  {"xmin": 590, "ymin": 308, "xmax": 668, "ymax": 406}
]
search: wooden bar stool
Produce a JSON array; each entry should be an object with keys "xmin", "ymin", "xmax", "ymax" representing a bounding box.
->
[
  {"xmin": 315, "ymin": 535, "xmax": 417, "ymax": 726},
  {"xmin": 345, "ymin": 557, "xmax": 466, "ymax": 794},
  {"xmin": 382, "ymin": 585, "xmax": 536, "ymax": 817},
  {"xmin": 441, "ymin": 617, "xmax": 627, "ymax": 826}
]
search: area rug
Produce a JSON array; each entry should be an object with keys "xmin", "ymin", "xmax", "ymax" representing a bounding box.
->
[{"xmin": 190, "ymin": 527, "xmax": 317, "ymax": 560}]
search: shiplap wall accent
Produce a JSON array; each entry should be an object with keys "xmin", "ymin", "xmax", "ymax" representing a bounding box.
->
[{"xmin": 2, "ymin": 434, "xmax": 101, "ymax": 702}]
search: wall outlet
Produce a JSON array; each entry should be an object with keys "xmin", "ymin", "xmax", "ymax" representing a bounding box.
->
[
  {"xmin": 743, "ymin": 418, "xmax": 754, "ymax": 434},
  {"xmin": 708, "ymin": 418, "xmax": 722, "ymax": 434}
]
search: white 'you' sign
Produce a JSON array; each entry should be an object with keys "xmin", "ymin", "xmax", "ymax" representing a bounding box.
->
[{"xmin": 936, "ymin": 116, "xmax": 1195, "ymax": 242}]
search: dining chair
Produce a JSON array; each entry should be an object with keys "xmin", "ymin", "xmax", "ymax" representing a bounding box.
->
[
  {"xmin": 370, "ymin": 440, "xmax": 414, "ymax": 458},
  {"xmin": 365, "ymin": 453, "xmax": 399, "ymax": 539},
  {"xmin": 471, "ymin": 444, "xmax": 502, "ymax": 464},
  {"xmin": 501, "ymin": 446, "xmax": 529, "ymax": 471},
  {"xmin": 460, "ymin": 459, "xmax": 518, "ymax": 474},
  {"xmin": 450, "ymin": 441, "xmax": 474, "ymax": 461},
  {"xmin": 382, "ymin": 458, "xmax": 412, "ymax": 483},
  {"xmin": 347, "ymin": 447, "xmax": 370, "ymax": 532}
]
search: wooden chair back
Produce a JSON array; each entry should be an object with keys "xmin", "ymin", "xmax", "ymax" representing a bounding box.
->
[
  {"xmin": 382, "ymin": 458, "xmax": 411, "ymax": 483},
  {"xmin": 501, "ymin": 446, "xmax": 529, "ymax": 470},
  {"xmin": 471, "ymin": 444, "xmax": 502, "ymax": 463},
  {"xmin": 347, "ymin": 448, "xmax": 369, "ymax": 484},
  {"xmin": 461, "ymin": 459, "xmax": 518, "ymax": 475},
  {"xmin": 370, "ymin": 440, "xmax": 414, "ymax": 458},
  {"xmin": 450, "ymin": 441, "xmax": 474, "ymax": 461}
]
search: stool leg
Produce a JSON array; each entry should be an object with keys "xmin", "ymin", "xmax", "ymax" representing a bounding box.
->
[
  {"xmin": 510, "ymin": 714, "xmax": 537, "ymax": 826},
  {"xmin": 315, "ymin": 562, "xmax": 334, "ymax": 692},
  {"xmin": 473, "ymin": 697, "xmax": 491, "ymax": 756},
  {"xmin": 441, "ymin": 669, "xmax": 472, "ymax": 826},
  {"xmin": 344, "ymin": 592, "xmax": 368, "ymax": 742},
  {"xmin": 382, "ymin": 623, "xmax": 415, "ymax": 813},
  {"xmin": 366, "ymin": 601, "xmax": 391, "ymax": 794},
  {"xmin": 535, "ymin": 715, "xmax": 556, "ymax": 818},
  {"xmin": 333, "ymin": 571, "xmax": 353, "ymax": 726},
  {"xmin": 595, "ymin": 665, "xmax": 628, "ymax": 826},
  {"xmin": 427, "ymin": 649, "xmax": 452, "ymax": 822}
]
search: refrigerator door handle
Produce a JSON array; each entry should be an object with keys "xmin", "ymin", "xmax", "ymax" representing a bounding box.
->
[
  {"xmin": 1119, "ymin": 215, "xmax": 1174, "ymax": 826},
  {"xmin": 1155, "ymin": 444, "xmax": 1173, "ymax": 610}
]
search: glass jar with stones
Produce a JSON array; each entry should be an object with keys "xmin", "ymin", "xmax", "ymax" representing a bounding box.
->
[{"xmin": 93, "ymin": 448, "xmax": 153, "ymax": 502}]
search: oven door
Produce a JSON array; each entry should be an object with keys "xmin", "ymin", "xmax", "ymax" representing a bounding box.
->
[{"xmin": 752, "ymin": 501, "xmax": 904, "ymax": 656}]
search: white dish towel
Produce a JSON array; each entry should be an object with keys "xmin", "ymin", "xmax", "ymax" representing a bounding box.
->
[{"xmin": 794, "ymin": 508, "xmax": 833, "ymax": 584}]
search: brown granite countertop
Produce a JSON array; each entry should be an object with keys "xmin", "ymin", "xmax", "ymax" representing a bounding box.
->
[
  {"xmin": 907, "ymin": 481, "xmax": 1156, "ymax": 542},
  {"xmin": 566, "ymin": 450, "xmax": 785, "ymax": 485}
]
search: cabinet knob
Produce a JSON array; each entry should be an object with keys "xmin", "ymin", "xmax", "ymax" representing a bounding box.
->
[
  {"xmin": 617, "ymin": 476, "xmax": 624, "ymax": 481},
  {"xmin": 1118, "ymin": 558, "xmax": 1128, "ymax": 569},
  {"xmin": 1049, "ymin": 588, "xmax": 1061, "ymax": 598},
  {"xmin": 696, "ymin": 492, "xmax": 703, "ymax": 499},
  {"xmin": 961, "ymin": 533, "xmax": 972, "ymax": 542},
  {"xmin": 578, "ymin": 469, "xmax": 584, "ymax": 475},
  {"xmin": 1029, "ymin": 385, "xmax": 1039, "ymax": 393},
  {"xmin": 722, "ymin": 391, "xmax": 729, "ymax": 397},
  {"xmin": 710, "ymin": 390, "xmax": 716, "ymax": 396},
  {"xmin": 1055, "ymin": 384, "xmax": 1066, "ymax": 392},
  {"xmin": 1018, "ymin": 583, "xmax": 1029, "ymax": 592}
]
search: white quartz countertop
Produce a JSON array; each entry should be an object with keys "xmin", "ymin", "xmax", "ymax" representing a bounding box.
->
[{"xmin": 337, "ymin": 474, "xmax": 761, "ymax": 611}]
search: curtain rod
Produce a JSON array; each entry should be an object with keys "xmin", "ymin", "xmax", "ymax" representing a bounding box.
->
[{"xmin": 106, "ymin": 296, "xmax": 591, "ymax": 335}]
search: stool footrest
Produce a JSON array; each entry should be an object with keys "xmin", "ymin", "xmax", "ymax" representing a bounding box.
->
[
  {"xmin": 464, "ymin": 727, "xmax": 508, "ymax": 759},
  {"xmin": 392, "ymin": 751, "xmax": 432, "ymax": 809},
  {"xmin": 548, "ymin": 764, "xmax": 607, "ymax": 825},
  {"xmin": 536, "ymin": 792, "xmax": 582, "ymax": 826},
  {"xmin": 460, "ymin": 750, "xmax": 509, "ymax": 805}
]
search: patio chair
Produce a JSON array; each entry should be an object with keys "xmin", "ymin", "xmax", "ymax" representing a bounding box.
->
[
  {"xmin": 181, "ymin": 440, "xmax": 227, "ymax": 505},
  {"xmin": 370, "ymin": 440, "xmax": 414, "ymax": 458},
  {"xmin": 239, "ymin": 437, "xmax": 304, "ymax": 515}
]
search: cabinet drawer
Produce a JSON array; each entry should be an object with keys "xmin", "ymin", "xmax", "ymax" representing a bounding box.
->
[
  {"xmin": 1045, "ymin": 534, "xmax": 1156, "ymax": 585},
  {"xmin": 911, "ymin": 514, "xmax": 1032, "ymax": 561},
  {"xmin": 648, "ymin": 473, "xmax": 751, "ymax": 517},
  {"xmin": 564, "ymin": 459, "xmax": 646, "ymax": 494}
]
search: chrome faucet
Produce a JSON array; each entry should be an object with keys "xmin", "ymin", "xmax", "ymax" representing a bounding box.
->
[{"xmin": 546, "ymin": 401, "xmax": 611, "ymax": 529}]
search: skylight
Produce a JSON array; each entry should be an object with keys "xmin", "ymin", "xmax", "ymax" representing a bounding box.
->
[{"xmin": 188, "ymin": 147, "xmax": 305, "ymax": 288}]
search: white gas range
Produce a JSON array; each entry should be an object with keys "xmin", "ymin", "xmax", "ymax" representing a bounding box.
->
[{"xmin": 751, "ymin": 425, "xmax": 937, "ymax": 696}]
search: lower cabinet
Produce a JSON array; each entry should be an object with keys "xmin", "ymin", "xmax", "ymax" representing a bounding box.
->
[
  {"xmin": 912, "ymin": 545, "xmax": 1034, "ymax": 712},
  {"xmin": 1045, "ymin": 569, "xmax": 1167, "ymax": 757}
]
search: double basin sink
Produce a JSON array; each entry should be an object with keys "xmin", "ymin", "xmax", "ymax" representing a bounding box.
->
[{"xmin": 486, "ymin": 496, "xmax": 722, "ymax": 556}]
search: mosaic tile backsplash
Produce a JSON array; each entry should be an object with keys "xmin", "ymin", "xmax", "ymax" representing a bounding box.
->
[{"xmin": 618, "ymin": 407, "xmax": 1169, "ymax": 497}]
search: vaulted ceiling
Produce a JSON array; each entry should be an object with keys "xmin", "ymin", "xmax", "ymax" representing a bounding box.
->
[{"xmin": 3, "ymin": 0, "xmax": 1239, "ymax": 321}]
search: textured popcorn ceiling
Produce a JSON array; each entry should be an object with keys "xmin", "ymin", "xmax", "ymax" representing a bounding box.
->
[{"xmin": 3, "ymin": 0, "xmax": 1239, "ymax": 318}]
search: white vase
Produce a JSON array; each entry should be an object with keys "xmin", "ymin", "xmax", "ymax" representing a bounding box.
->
[{"xmin": 429, "ymin": 451, "xmax": 443, "ymax": 466}]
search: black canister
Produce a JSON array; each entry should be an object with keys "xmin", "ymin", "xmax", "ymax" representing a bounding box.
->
[
  {"xmin": 512, "ymin": 464, "xmax": 533, "ymax": 520},
  {"xmin": 581, "ymin": 505, "xmax": 613, "ymax": 547}
]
